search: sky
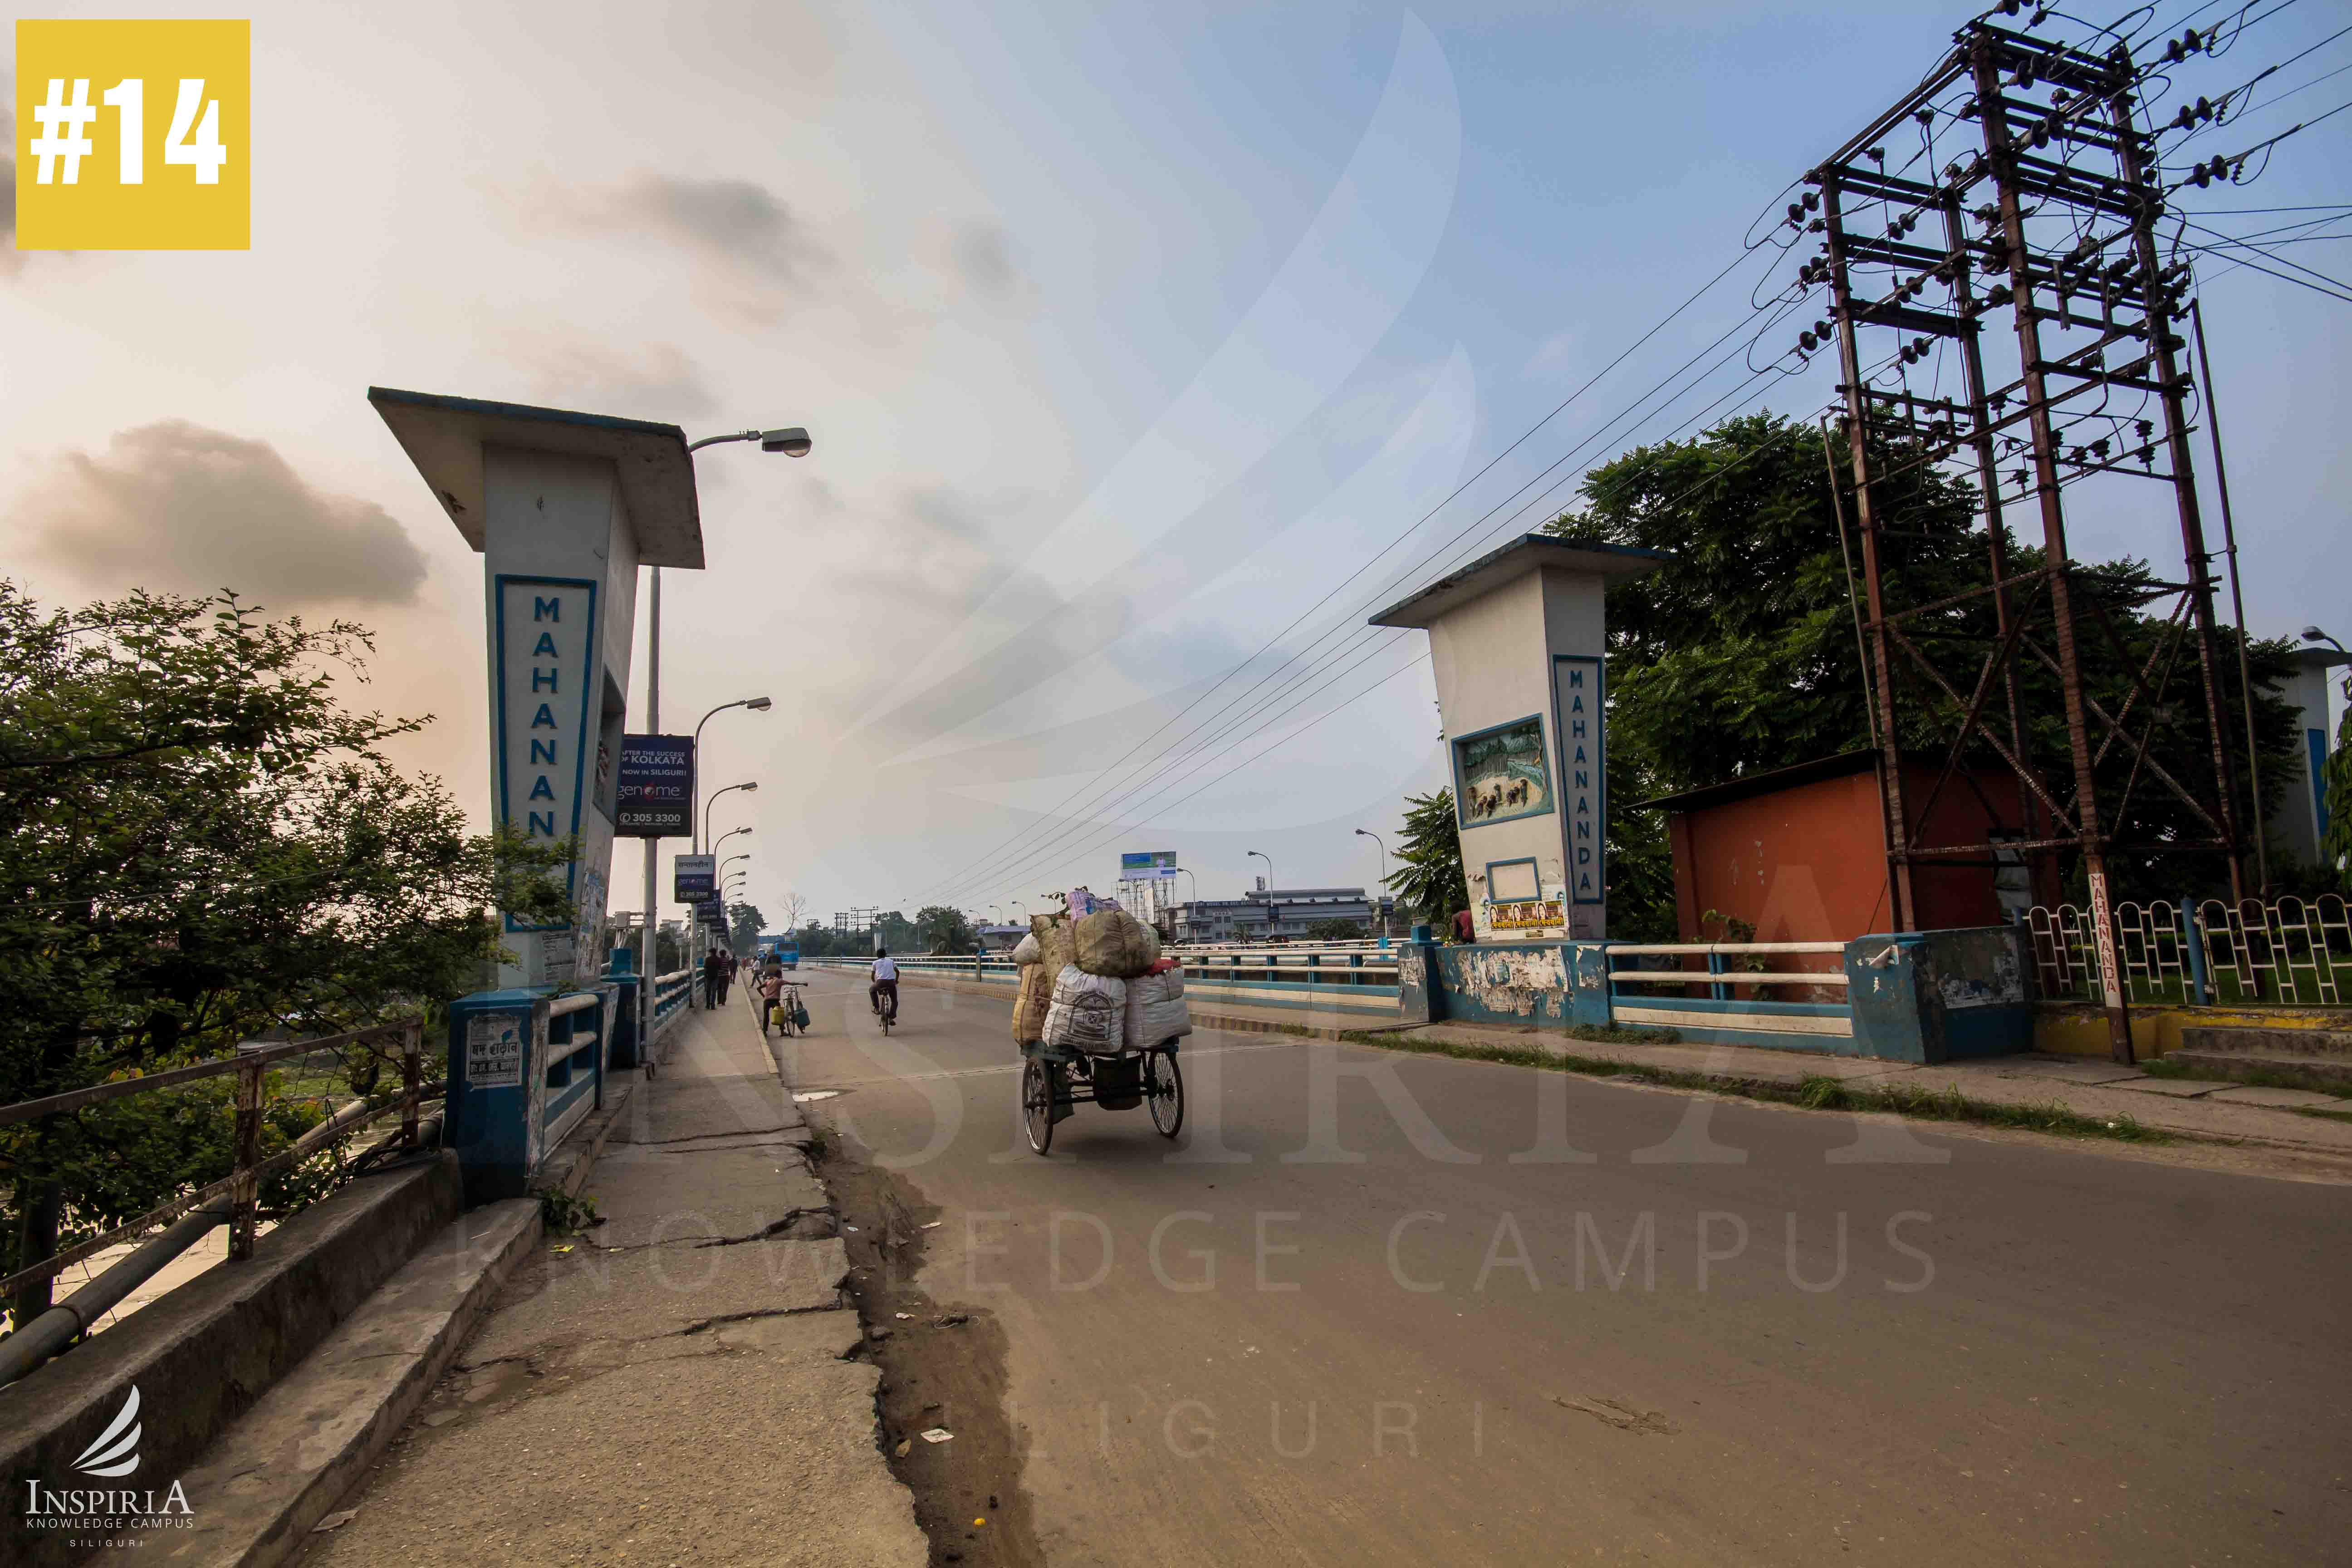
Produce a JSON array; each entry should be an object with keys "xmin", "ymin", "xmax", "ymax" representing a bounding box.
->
[{"xmin": 5, "ymin": 0, "xmax": 2347, "ymax": 936}]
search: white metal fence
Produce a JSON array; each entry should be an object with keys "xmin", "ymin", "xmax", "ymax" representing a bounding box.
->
[{"xmin": 2025, "ymin": 895, "xmax": 2352, "ymax": 1007}]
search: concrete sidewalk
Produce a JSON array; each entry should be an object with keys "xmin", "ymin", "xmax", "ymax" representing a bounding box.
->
[
  {"xmin": 297, "ymin": 1002, "xmax": 923, "ymax": 1568},
  {"xmin": 1379, "ymin": 1018, "xmax": 2352, "ymax": 1157}
]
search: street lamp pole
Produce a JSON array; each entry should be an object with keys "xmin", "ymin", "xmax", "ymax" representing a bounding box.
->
[
  {"xmin": 1355, "ymin": 828, "xmax": 1388, "ymax": 939},
  {"xmin": 1247, "ymin": 851, "xmax": 1273, "ymax": 941},
  {"xmin": 641, "ymin": 426, "xmax": 809, "ymax": 1054},
  {"xmin": 692, "ymin": 698, "xmax": 773, "ymax": 853}
]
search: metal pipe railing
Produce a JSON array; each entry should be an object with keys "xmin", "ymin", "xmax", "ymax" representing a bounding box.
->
[
  {"xmin": 0, "ymin": 1021, "xmax": 430, "ymax": 1300},
  {"xmin": 0, "ymin": 1199, "xmax": 232, "ymax": 1388}
]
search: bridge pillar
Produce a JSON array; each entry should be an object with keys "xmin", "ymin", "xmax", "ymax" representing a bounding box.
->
[
  {"xmin": 368, "ymin": 386, "xmax": 707, "ymax": 989},
  {"xmin": 1370, "ymin": 537, "xmax": 1666, "ymax": 942}
]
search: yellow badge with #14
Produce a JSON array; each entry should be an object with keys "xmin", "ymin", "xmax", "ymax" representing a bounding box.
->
[{"xmin": 15, "ymin": 19, "xmax": 249, "ymax": 250}]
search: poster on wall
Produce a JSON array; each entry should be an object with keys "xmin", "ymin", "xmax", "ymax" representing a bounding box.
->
[
  {"xmin": 1452, "ymin": 715, "xmax": 1554, "ymax": 827},
  {"xmin": 616, "ymin": 734, "xmax": 694, "ymax": 838}
]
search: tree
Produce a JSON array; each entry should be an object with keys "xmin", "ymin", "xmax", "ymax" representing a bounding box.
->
[
  {"xmin": 775, "ymin": 890, "xmax": 808, "ymax": 935},
  {"xmin": 1386, "ymin": 788, "xmax": 1469, "ymax": 932},
  {"xmin": 0, "ymin": 584, "xmax": 569, "ymax": 1321},
  {"xmin": 727, "ymin": 902, "xmax": 765, "ymax": 956},
  {"xmin": 915, "ymin": 905, "xmax": 975, "ymax": 953},
  {"xmin": 2323, "ymin": 681, "xmax": 2352, "ymax": 892},
  {"xmin": 1304, "ymin": 917, "xmax": 1364, "ymax": 941},
  {"xmin": 1543, "ymin": 413, "xmax": 2301, "ymax": 928}
]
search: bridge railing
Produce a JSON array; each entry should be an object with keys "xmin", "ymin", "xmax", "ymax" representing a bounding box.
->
[
  {"xmin": 649, "ymin": 967, "xmax": 696, "ymax": 1038},
  {"xmin": 0, "ymin": 1018, "xmax": 432, "ymax": 1385},
  {"xmin": 2024, "ymin": 895, "xmax": 2352, "ymax": 1007}
]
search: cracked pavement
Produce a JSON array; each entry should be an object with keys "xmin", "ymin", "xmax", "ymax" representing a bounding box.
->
[{"xmin": 295, "ymin": 1003, "xmax": 925, "ymax": 1568}]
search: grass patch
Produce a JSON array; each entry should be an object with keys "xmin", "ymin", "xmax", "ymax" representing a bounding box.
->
[
  {"xmin": 1334, "ymin": 1031, "xmax": 2168, "ymax": 1144},
  {"xmin": 2293, "ymin": 1106, "xmax": 2352, "ymax": 1126},
  {"xmin": 539, "ymin": 1189, "xmax": 601, "ymax": 1236}
]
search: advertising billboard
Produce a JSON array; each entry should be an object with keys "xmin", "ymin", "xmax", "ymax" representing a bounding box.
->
[
  {"xmin": 616, "ymin": 734, "xmax": 694, "ymax": 838},
  {"xmin": 1120, "ymin": 850, "xmax": 1178, "ymax": 880},
  {"xmin": 673, "ymin": 853, "xmax": 716, "ymax": 902}
]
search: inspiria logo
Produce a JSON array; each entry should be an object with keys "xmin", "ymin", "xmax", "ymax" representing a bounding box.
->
[{"xmin": 22, "ymin": 1386, "xmax": 196, "ymax": 1541}]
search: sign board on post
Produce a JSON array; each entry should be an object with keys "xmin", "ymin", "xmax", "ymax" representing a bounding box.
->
[
  {"xmin": 673, "ymin": 853, "xmax": 716, "ymax": 902},
  {"xmin": 616, "ymin": 735, "xmax": 694, "ymax": 838},
  {"xmin": 1120, "ymin": 851, "xmax": 1178, "ymax": 880},
  {"xmin": 464, "ymin": 1012, "xmax": 524, "ymax": 1089}
]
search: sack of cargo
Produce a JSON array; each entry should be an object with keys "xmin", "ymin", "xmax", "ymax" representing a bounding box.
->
[
  {"xmin": 1122, "ymin": 967, "xmax": 1193, "ymax": 1050},
  {"xmin": 1074, "ymin": 907, "xmax": 1156, "ymax": 979},
  {"xmin": 1032, "ymin": 915, "xmax": 1076, "ymax": 980},
  {"xmin": 1012, "ymin": 932, "xmax": 1042, "ymax": 967},
  {"xmin": 1012, "ymin": 962, "xmax": 1051, "ymax": 1046},
  {"xmin": 1043, "ymin": 964, "xmax": 1126, "ymax": 1055}
]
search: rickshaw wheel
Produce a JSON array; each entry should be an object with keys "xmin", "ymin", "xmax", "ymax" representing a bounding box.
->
[
  {"xmin": 1146, "ymin": 1049, "xmax": 1184, "ymax": 1138},
  {"xmin": 1022, "ymin": 1057, "xmax": 1055, "ymax": 1154}
]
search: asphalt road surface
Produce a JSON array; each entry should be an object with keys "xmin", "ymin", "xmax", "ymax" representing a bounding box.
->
[{"xmin": 777, "ymin": 969, "xmax": 2349, "ymax": 1566}]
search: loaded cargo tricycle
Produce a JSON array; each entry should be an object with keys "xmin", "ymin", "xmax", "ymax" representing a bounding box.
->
[{"xmin": 1018, "ymin": 1035, "xmax": 1183, "ymax": 1154}]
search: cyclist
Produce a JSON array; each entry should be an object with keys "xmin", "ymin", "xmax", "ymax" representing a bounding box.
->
[{"xmin": 869, "ymin": 949, "xmax": 900, "ymax": 1024}]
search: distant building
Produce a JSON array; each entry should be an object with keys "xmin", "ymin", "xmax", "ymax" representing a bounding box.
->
[
  {"xmin": 1169, "ymin": 887, "xmax": 1394, "ymax": 944},
  {"xmin": 976, "ymin": 922, "xmax": 1028, "ymax": 953}
]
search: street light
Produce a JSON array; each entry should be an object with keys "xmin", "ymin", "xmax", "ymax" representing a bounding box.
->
[
  {"xmin": 640, "ymin": 429, "xmax": 808, "ymax": 1047},
  {"xmin": 712, "ymin": 826, "xmax": 752, "ymax": 858},
  {"xmin": 1355, "ymin": 828, "xmax": 1389, "ymax": 940},
  {"xmin": 1247, "ymin": 851, "xmax": 1274, "ymax": 941},
  {"xmin": 693, "ymin": 698, "xmax": 772, "ymax": 852}
]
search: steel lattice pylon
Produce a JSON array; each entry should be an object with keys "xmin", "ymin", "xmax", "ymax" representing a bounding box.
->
[{"xmin": 1799, "ymin": 17, "xmax": 2249, "ymax": 1062}]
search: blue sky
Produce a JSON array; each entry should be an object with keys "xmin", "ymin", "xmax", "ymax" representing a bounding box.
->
[{"xmin": 6, "ymin": 0, "xmax": 2347, "ymax": 928}]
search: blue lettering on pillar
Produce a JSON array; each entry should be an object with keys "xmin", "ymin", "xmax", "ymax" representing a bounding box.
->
[
  {"xmin": 533, "ymin": 667, "xmax": 559, "ymax": 693},
  {"xmin": 1553, "ymin": 655, "xmax": 1606, "ymax": 908},
  {"xmin": 530, "ymin": 776, "xmax": 556, "ymax": 801},
  {"xmin": 532, "ymin": 739, "xmax": 557, "ymax": 765},
  {"xmin": 534, "ymin": 597, "xmax": 561, "ymax": 621},
  {"xmin": 533, "ymin": 631, "xmax": 559, "ymax": 658},
  {"xmin": 529, "ymin": 811, "xmax": 556, "ymax": 836},
  {"xmin": 531, "ymin": 703, "xmax": 557, "ymax": 728}
]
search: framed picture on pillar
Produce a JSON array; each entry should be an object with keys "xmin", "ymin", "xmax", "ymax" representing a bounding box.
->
[{"xmin": 1451, "ymin": 715, "xmax": 1554, "ymax": 827}]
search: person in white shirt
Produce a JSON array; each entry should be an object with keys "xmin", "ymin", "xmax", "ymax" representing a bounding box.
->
[{"xmin": 869, "ymin": 951, "xmax": 899, "ymax": 1021}]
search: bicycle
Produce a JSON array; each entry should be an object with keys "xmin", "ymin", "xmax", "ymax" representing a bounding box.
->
[{"xmin": 871, "ymin": 983, "xmax": 898, "ymax": 1036}]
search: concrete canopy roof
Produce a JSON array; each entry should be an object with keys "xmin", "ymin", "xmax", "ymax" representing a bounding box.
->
[
  {"xmin": 367, "ymin": 386, "xmax": 706, "ymax": 569},
  {"xmin": 1365, "ymin": 534, "xmax": 1668, "ymax": 629}
]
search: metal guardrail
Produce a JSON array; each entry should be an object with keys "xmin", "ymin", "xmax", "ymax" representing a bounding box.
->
[
  {"xmin": 2027, "ymin": 895, "xmax": 2352, "ymax": 1007},
  {"xmin": 0, "ymin": 1018, "xmax": 433, "ymax": 1384},
  {"xmin": 1606, "ymin": 941, "xmax": 1849, "ymax": 998},
  {"xmin": 649, "ymin": 967, "xmax": 696, "ymax": 1038},
  {"xmin": 811, "ymin": 951, "xmax": 1403, "ymax": 986}
]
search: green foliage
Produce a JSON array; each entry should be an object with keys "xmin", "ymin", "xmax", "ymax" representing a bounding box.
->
[
  {"xmin": 1542, "ymin": 413, "xmax": 2303, "ymax": 928},
  {"xmin": 0, "ymin": 583, "xmax": 573, "ymax": 1305},
  {"xmin": 1385, "ymin": 788, "xmax": 1469, "ymax": 930},
  {"xmin": 2324, "ymin": 695, "xmax": 2352, "ymax": 893},
  {"xmin": 915, "ymin": 904, "xmax": 976, "ymax": 953},
  {"xmin": 1304, "ymin": 918, "xmax": 1365, "ymax": 941},
  {"xmin": 726, "ymin": 901, "xmax": 765, "ymax": 957}
]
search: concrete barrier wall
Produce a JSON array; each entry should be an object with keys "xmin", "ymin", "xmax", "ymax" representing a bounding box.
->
[{"xmin": 0, "ymin": 1153, "xmax": 463, "ymax": 1568}]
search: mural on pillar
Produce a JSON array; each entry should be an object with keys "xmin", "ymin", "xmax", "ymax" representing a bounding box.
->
[
  {"xmin": 494, "ymin": 575, "xmax": 600, "ymax": 938},
  {"xmin": 1450, "ymin": 715, "xmax": 1554, "ymax": 827}
]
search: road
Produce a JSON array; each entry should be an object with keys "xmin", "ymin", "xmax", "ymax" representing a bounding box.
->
[{"xmin": 777, "ymin": 968, "xmax": 2350, "ymax": 1566}]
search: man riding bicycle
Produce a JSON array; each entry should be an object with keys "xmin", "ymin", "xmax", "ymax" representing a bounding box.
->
[{"xmin": 869, "ymin": 949, "xmax": 899, "ymax": 1023}]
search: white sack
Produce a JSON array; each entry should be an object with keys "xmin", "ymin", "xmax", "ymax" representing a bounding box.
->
[
  {"xmin": 1122, "ymin": 968, "xmax": 1194, "ymax": 1049},
  {"xmin": 1012, "ymin": 932, "xmax": 1042, "ymax": 966},
  {"xmin": 1043, "ymin": 964, "xmax": 1127, "ymax": 1055}
]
